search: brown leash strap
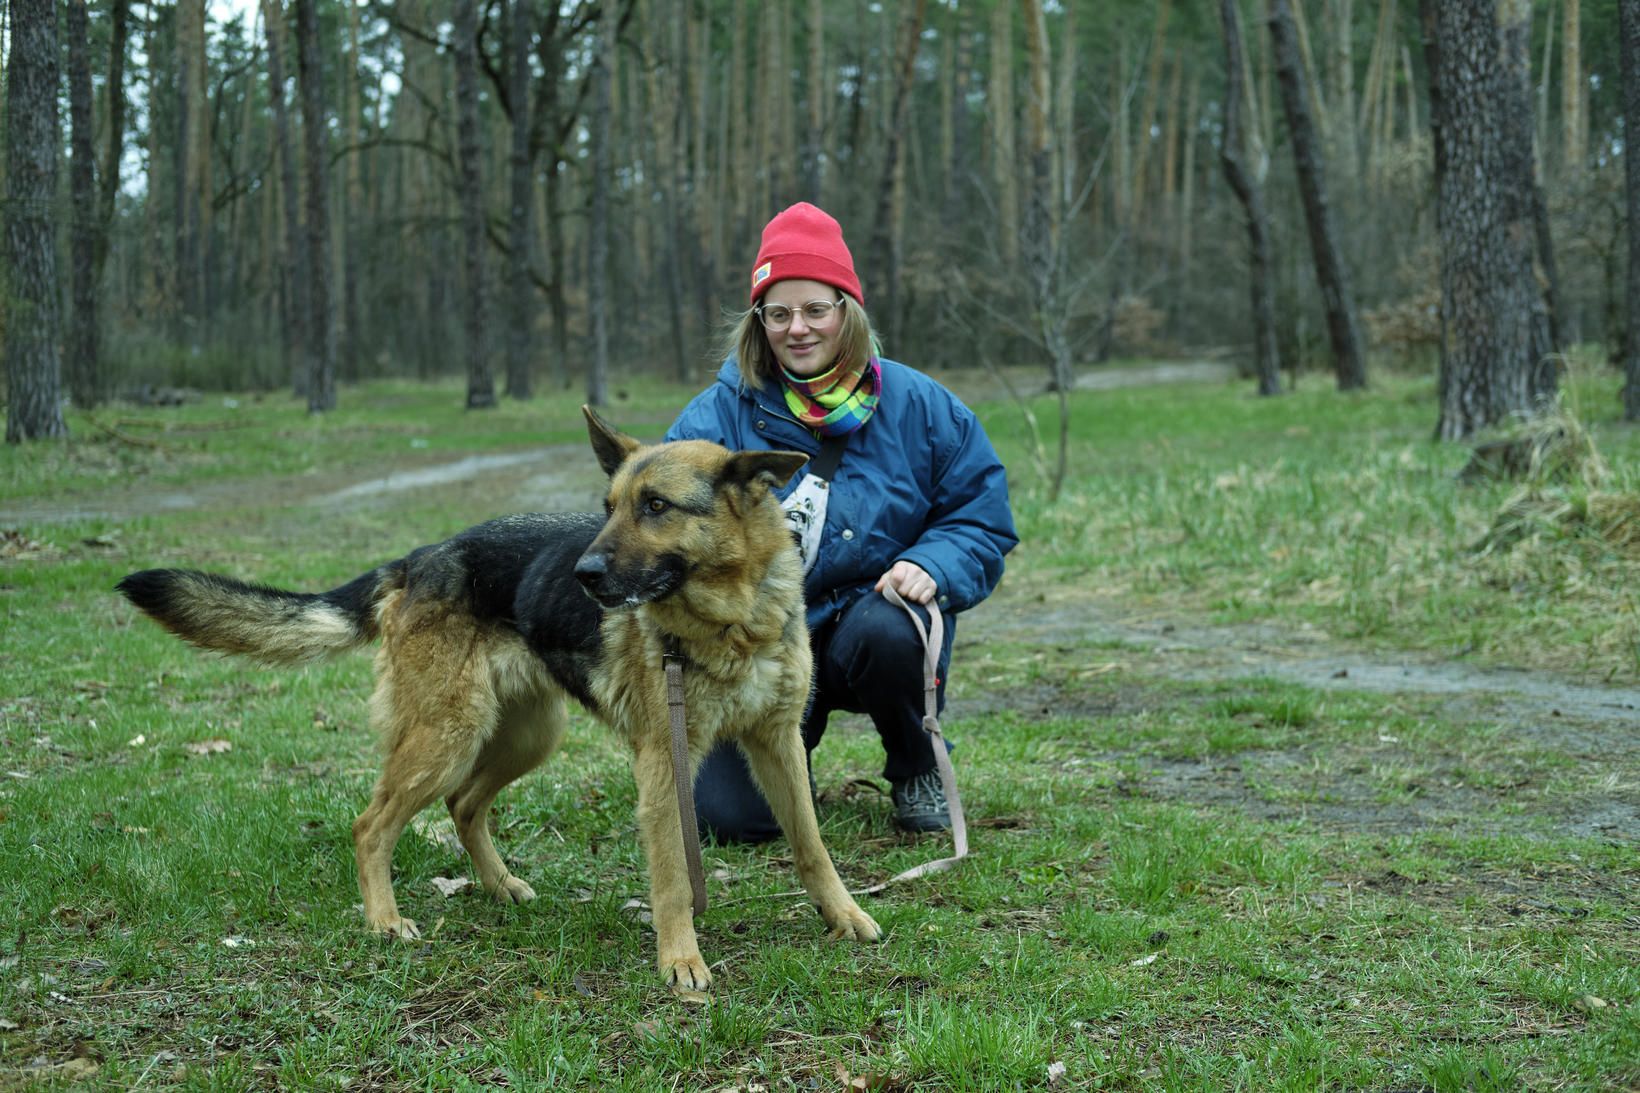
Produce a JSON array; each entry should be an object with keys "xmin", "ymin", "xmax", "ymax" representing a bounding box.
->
[
  {"xmin": 663, "ymin": 646, "xmax": 708, "ymax": 918},
  {"xmin": 857, "ymin": 586, "xmax": 969, "ymax": 894}
]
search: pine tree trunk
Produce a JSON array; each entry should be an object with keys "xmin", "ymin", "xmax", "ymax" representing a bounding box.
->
[
  {"xmin": 505, "ymin": 0, "xmax": 535, "ymax": 400},
  {"xmin": 1423, "ymin": 0, "xmax": 1553, "ymax": 440},
  {"xmin": 586, "ymin": 0, "xmax": 615, "ymax": 407},
  {"xmin": 1020, "ymin": 0, "xmax": 1070, "ymax": 501},
  {"xmin": 343, "ymin": 0, "xmax": 364, "ymax": 380},
  {"xmin": 1130, "ymin": 0, "xmax": 1172, "ymax": 228},
  {"xmin": 4, "ymin": 0, "xmax": 67, "ymax": 441},
  {"xmin": 1269, "ymin": 0, "xmax": 1367, "ymax": 390},
  {"xmin": 454, "ymin": 0, "xmax": 495, "ymax": 409},
  {"xmin": 295, "ymin": 0, "xmax": 336, "ymax": 411},
  {"xmin": 1499, "ymin": 0, "xmax": 1562, "ymax": 370},
  {"xmin": 1620, "ymin": 0, "xmax": 1640, "ymax": 419},
  {"xmin": 989, "ymin": 1, "xmax": 1017, "ymax": 267},
  {"xmin": 641, "ymin": 0, "xmax": 689, "ymax": 381},
  {"xmin": 864, "ymin": 0, "xmax": 927, "ymax": 350},
  {"xmin": 95, "ymin": 0, "xmax": 129, "ymax": 281},
  {"xmin": 1219, "ymin": 0, "xmax": 1282, "ymax": 398},
  {"xmin": 1562, "ymin": 0, "xmax": 1583, "ymax": 175},
  {"xmin": 803, "ymin": 0, "xmax": 825, "ymax": 203},
  {"xmin": 67, "ymin": 0, "xmax": 101, "ymax": 408},
  {"xmin": 262, "ymin": 0, "xmax": 309, "ymax": 396}
]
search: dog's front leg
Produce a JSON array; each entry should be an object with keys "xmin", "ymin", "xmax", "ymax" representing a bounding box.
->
[
  {"xmin": 631, "ymin": 742, "xmax": 711, "ymax": 992},
  {"xmin": 739, "ymin": 728, "xmax": 882, "ymax": 944}
]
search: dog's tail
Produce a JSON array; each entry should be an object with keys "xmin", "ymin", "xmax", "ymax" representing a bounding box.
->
[{"xmin": 116, "ymin": 564, "xmax": 402, "ymax": 666}]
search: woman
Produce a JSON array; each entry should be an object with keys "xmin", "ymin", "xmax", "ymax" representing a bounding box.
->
[{"xmin": 666, "ymin": 202, "xmax": 1017, "ymax": 841}]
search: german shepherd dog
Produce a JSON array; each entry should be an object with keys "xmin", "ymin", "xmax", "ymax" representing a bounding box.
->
[{"xmin": 116, "ymin": 408, "xmax": 880, "ymax": 991}]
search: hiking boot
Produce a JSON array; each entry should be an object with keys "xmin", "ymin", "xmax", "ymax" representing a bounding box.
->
[{"xmin": 891, "ymin": 769, "xmax": 950, "ymax": 833}]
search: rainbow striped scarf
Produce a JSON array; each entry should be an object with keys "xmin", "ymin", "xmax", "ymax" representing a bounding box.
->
[{"xmin": 781, "ymin": 356, "xmax": 881, "ymax": 437}]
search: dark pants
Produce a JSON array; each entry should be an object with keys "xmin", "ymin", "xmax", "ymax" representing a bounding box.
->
[{"xmin": 694, "ymin": 590, "xmax": 954, "ymax": 844}]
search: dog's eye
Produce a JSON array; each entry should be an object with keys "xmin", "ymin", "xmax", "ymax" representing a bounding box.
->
[{"xmin": 645, "ymin": 498, "xmax": 670, "ymax": 515}]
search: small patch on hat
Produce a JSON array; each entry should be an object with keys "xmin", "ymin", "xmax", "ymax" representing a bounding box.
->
[{"xmin": 752, "ymin": 261, "xmax": 772, "ymax": 289}]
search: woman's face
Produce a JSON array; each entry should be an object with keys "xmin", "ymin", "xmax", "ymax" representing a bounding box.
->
[{"xmin": 761, "ymin": 278, "xmax": 846, "ymax": 378}]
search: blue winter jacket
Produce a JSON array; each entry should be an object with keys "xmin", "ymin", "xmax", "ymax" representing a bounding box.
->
[{"xmin": 666, "ymin": 357, "xmax": 1018, "ymax": 631}]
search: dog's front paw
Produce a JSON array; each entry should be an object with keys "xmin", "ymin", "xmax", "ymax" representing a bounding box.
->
[
  {"xmin": 489, "ymin": 874, "xmax": 537, "ymax": 905},
  {"xmin": 370, "ymin": 915, "xmax": 422, "ymax": 941},
  {"xmin": 823, "ymin": 903, "xmax": 881, "ymax": 943},
  {"xmin": 660, "ymin": 954, "xmax": 712, "ymax": 993}
]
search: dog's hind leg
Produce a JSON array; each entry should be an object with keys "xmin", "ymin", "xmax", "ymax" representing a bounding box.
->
[
  {"xmin": 738, "ymin": 727, "xmax": 882, "ymax": 944},
  {"xmin": 445, "ymin": 691, "xmax": 566, "ymax": 906},
  {"xmin": 353, "ymin": 634, "xmax": 495, "ymax": 940}
]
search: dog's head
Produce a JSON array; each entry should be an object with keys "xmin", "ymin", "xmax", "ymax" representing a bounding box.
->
[{"xmin": 574, "ymin": 406, "xmax": 807, "ymax": 610}]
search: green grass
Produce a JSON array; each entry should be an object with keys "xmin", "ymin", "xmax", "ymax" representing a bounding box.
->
[{"xmin": 1, "ymin": 367, "xmax": 1636, "ymax": 1089}]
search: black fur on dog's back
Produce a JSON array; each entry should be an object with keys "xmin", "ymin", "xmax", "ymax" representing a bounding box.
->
[{"xmin": 116, "ymin": 512, "xmax": 611, "ymax": 677}]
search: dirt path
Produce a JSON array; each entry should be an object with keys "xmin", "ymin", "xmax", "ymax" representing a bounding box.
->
[{"xmin": 959, "ymin": 583, "xmax": 1639, "ymax": 844}]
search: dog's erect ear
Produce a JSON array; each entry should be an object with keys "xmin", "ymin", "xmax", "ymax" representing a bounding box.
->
[
  {"xmin": 719, "ymin": 449, "xmax": 809, "ymax": 494},
  {"xmin": 583, "ymin": 405, "xmax": 641, "ymax": 477}
]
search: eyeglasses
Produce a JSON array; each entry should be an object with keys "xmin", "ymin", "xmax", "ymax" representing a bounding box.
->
[{"xmin": 755, "ymin": 297, "xmax": 845, "ymax": 331}]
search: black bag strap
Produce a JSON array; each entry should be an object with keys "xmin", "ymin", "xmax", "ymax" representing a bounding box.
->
[{"xmin": 808, "ymin": 434, "xmax": 848, "ymax": 482}]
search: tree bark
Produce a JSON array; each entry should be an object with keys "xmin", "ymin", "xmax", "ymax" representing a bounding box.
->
[
  {"xmin": 586, "ymin": 0, "xmax": 615, "ymax": 407},
  {"xmin": 505, "ymin": 0, "xmax": 535, "ymax": 399},
  {"xmin": 1269, "ymin": 0, "xmax": 1367, "ymax": 390},
  {"xmin": 95, "ymin": 0, "xmax": 130, "ymax": 281},
  {"xmin": 1498, "ymin": 0, "xmax": 1562, "ymax": 380},
  {"xmin": 67, "ymin": 0, "xmax": 101, "ymax": 408},
  {"xmin": 989, "ymin": 1, "xmax": 1016, "ymax": 267},
  {"xmin": 864, "ymin": 0, "xmax": 927, "ymax": 350},
  {"xmin": 295, "ymin": 0, "xmax": 336, "ymax": 411},
  {"xmin": 454, "ymin": 0, "xmax": 495, "ymax": 409},
  {"xmin": 343, "ymin": 0, "xmax": 365, "ymax": 380},
  {"xmin": 261, "ymin": 0, "xmax": 310, "ymax": 397},
  {"xmin": 4, "ymin": 0, "xmax": 67, "ymax": 441},
  {"xmin": 1219, "ymin": 0, "xmax": 1282, "ymax": 397},
  {"xmin": 803, "ymin": 0, "xmax": 825, "ymax": 203},
  {"xmin": 640, "ymin": 0, "xmax": 689, "ymax": 381},
  {"xmin": 1020, "ymin": 0, "xmax": 1071, "ymax": 502},
  {"xmin": 1621, "ymin": 0, "xmax": 1640, "ymax": 419},
  {"xmin": 1422, "ymin": 0, "xmax": 1553, "ymax": 441}
]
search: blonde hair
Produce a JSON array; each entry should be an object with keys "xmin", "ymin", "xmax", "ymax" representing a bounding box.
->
[{"xmin": 724, "ymin": 293, "xmax": 880, "ymax": 389}]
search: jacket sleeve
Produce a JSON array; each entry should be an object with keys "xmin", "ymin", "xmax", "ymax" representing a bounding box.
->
[{"xmin": 896, "ymin": 404, "xmax": 1018, "ymax": 614}]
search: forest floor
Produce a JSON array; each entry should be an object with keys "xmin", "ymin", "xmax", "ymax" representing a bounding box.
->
[{"xmin": 2, "ymin": 364, "xmax": 1636, "ymax": 1089}]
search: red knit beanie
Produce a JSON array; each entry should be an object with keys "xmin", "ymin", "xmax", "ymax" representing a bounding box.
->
[{"xmin": 749, "ymin": 203, "xmax": 865, "ymax": 306}]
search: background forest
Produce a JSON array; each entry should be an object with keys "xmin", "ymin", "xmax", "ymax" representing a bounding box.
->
[{"xmin": 0, "ymin": 0, "xmax": 1634, "ymax": 420}]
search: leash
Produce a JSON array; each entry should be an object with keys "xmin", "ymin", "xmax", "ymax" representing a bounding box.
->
[
  {"xmin": 856, "ymin": 585, "xmax": 970, "ymax": 892},
  {"xmin": 663, "ymin": 642, "xmax": 709, "ymax": 918}
]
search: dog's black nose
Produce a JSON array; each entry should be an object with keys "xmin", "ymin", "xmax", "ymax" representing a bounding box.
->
[{"xmin": 573, "ymin": 553, "xmax": 607, "ymax": 589}]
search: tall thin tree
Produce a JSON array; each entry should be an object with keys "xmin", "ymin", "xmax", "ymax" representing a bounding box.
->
[
  {"xmin": 586, "ymin": 0, "xmax": 616, "ymax": 407},
  {"xmin": 505, "ymin": 0, "xmax": 535, "ymax": 400},
  {"xmin": 95, "ymin": 0, "xmax": 130, "ymax": 286},
  {"xmin": 295, "ymin": 0, "xmax": 336, "ymax": 411},
  {"xmin": 1219, "ymin": 0, "xmax": 1282, "ymax": 397},
  {"xmin": 864, "ymin": 0, "xmax": 926, "ymax": 351},
  {"xmin": 1621, "ymin": 0, "xmax": 1640, "ymax": 419},
  {"xmin": 1269, "ymin": 0, "xmax": 1366, "ymax": 390},
  {"xmin": 4, "ymin": 0, "xmax": 67, "ymax": 441},
  {"xmin": 67, "ymin": 0, "xmax": 102, "ymax": 407},
  {"xmin": 454, "ymin": 0, "xmax": 495, "ymax": 408},
  {"xmin": 261, "ymin": 0, "xmax": 310, "ymax": 397}
]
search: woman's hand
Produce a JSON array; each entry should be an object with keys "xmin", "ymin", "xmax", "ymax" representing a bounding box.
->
[{"xmin": 875, "ymin": 560, "xmax": 937, "ymax": 605}]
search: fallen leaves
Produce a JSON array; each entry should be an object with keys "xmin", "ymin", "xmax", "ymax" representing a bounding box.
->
[
  {"xmin": 0, "ymin": 529, "xmax": 53, "ymax": 560},
  {"xmin": 183, "ymin": 739, "xmax": 232, "ymax": 757},
  {"xmin": 430, "ymin": 876, "xmax": 472, "ymax": 898}
]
